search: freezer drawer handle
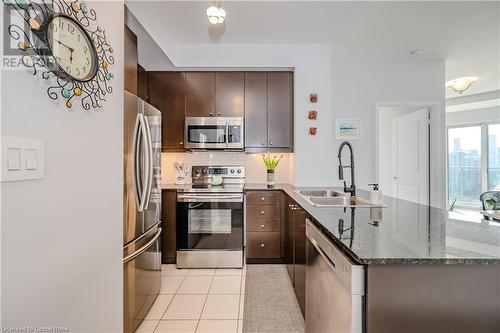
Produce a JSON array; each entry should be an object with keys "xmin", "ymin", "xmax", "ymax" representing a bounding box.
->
[{"xmin": 123, "ymin": 227, "xmax": 162, "ymax": 264}]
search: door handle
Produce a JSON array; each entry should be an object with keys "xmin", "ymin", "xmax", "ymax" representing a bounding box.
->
[
  {"xmin": 142, "ymin": 116, "xmax": 154, "ymax": 210},
  {"xmin": 132, "ymin": 114, "xmax": 142, "ymax": 210},
  {"xmin": 123, "ymin": 228, "xmax": 162, "ymax": 264},
  {"xmin": 136, "ymin": 114, "xmax": 151, "ymax": 212}
]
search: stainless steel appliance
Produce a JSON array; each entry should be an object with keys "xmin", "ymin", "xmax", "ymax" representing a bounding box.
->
[
  {"xmin": 123, "ymin": 91, "xmax": 162, "ymax": 333},
  {"xmin": 305, "ymin": 219, "xmax": 364, "ymax": 333},
  {"xmin": 176, "ymin": 165, "xmax": 245, "ymax": 268},
  {"xmin": 184, "ymin": 117, "xmax": 244, "ymax": 150}
]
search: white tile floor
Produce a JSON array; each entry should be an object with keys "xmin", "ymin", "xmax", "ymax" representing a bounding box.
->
[{"xmin": 136, "ymin": 264, "xmax": 246, "ymax": 333}]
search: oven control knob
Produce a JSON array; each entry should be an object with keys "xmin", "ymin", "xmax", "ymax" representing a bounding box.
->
[
  {"xmin": 195, "ymin": 169, "xmax": 200, "ymax": 174},
  {"xmin": 230, "ymin": 169, "xmax": 235, "ymax": 174},
  {"xmin": 237, "ymin": 169, "xmax": 241, "ymax": 174},
  {"xmin": 201, "ymin": 169, "xmax": 207, "ymax": 175}
]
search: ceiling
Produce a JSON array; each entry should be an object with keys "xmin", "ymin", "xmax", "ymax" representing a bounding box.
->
[{"xmin": 127, "ymin": 1, "xmax": 500, "ymax": 97}]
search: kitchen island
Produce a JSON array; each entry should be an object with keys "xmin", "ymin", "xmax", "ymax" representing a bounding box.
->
[
  {"xmin": 245, "ymin": 183, "xmax": 500, "ymax": 333},
  {"xmin": 162, "ymin": 182, "xmax": 500, "ymax": 332}
]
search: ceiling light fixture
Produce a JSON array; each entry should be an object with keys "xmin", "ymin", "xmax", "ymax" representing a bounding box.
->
[
  {"xmin": 207, "ymin": 3, "xmax": 226, "ymax": 25},
  {"xmin": 446, "ymin": 77, "xmax": 478, "ymax": 94},
  {"xmin": 409, "ymin": 49, "xmax": 423, "ymax": 57}
]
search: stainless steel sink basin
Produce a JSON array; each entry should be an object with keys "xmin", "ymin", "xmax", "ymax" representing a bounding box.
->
[
  {"xmin": 308, "ymin": 196, "xmax": 375, "ymax": 207},
  {"xmin": 296, "ymin": 190, "xmax": 347, "ymax": 197},
  {"xmin": 296, "ymin": 189, "xmax": 386, "ymax": 208}
]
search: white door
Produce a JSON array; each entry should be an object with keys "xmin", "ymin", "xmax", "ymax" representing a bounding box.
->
[{"xmin": 392, "ymin": 108, "xmax": 430, "ymax": 205}]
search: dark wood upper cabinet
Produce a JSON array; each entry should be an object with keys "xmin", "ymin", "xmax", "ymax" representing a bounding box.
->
[
  {"xmin": 149, "ymin": 72, "xmax": 186, "ymax": 151},
  {"xmin": 245, "ymin": 72, "xmax": 268, "ymax": 148},
  {"xmin": 216, "ymin": 72, "xmax": 244, "ymax": 117},
  {"xmin": 137, "ymin": 65, "xmax": 149, "ymax": 102},
  {"xmin": 124, "ymin": 26, "xmax": 138, "ymax": 95},
  {"xmin": 186, "ymin": 72, "xmax": 216, "ymax": 117},
  {"xmin": 268, "ymin": 72, "xmax": 293, "ymax": 148}
]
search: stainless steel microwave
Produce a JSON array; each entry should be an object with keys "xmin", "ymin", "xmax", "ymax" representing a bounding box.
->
[{"xmin": 184, "ymin": 117, "xmax": 244, "ymax": 150}]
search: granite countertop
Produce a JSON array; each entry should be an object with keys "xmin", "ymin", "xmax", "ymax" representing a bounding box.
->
[{"xmin": 162, "ymin": 182, "xmax": 500, "ymax": 265}]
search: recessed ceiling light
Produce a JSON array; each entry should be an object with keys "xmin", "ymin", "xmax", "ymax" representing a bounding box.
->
[
  {"xmin": 207, "ymin": 3, "xmax": 226, "ymax": 25},
  {"xmin": 409, "ymin": 49, "xmax": 423, "ymax": 57},
  {"xmin": 446, "ymin": 77, "xmax": 478, "ymax": 95}
]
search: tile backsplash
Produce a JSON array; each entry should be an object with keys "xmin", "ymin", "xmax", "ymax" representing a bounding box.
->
[{"xmin": 161, "ymin": 152, "xmax": 294, "ymax": 184}]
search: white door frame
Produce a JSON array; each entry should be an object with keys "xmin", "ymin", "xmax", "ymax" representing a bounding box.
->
[{"xmin": 375, "ymin": 101, "xmax": 445, "ymax": 209}]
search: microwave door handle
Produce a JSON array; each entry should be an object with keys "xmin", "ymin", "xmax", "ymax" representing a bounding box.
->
[
  {"xmin": 132, "ymin": 114, "xmax": 142, "ymax": 210},
  {"xmin": 138, "ymin": 114, "xmax": 150, "ymax": 212},
  {"xmin": 142, "ymin": 115, "xmax": 154, "ymax": 209},
  {"xmin": 225, "ymin": 123, "xmax": 229, "ymax": 147}
]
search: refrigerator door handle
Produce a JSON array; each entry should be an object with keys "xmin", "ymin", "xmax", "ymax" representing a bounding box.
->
[
  {"xmin": 132, "ymin": 114, "xmax": 142, "ymax": 210},
  {"xmin": 137, "ymin": 114, "xmax": 150, "ymax": 212},
  {"xmin": 142, "ymin": 115, "xmax": 154, "ymax": 210},
  {"xmin": 123, "ymin": 227, "xmax": 162, "ymax": 264}
]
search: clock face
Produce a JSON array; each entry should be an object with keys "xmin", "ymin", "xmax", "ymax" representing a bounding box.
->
[{"xmin": 46, "ymin": 15, "xmax": 98, "ymax": 81}]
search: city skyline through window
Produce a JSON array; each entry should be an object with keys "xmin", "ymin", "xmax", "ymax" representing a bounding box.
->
[{"xmin": 448, "ymin": 123, "xmax": 500, "ymax": 207}]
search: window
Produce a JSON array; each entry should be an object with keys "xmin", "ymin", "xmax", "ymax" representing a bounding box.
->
[
  {"xmin": 488, "ymin": 124, "xmax": 500, "ymax": 191},
  {"xmin": 448, "ymin": 123, "xmax": 500, "ymax": 207}
]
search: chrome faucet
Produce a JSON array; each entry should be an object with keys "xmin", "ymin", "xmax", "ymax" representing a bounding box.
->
[{"xmin": 338, "ymin": 141, "xmax": 356, "ymax": 197}]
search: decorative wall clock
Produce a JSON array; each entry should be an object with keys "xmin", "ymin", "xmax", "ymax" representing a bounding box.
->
[{"xmin": 3, "ymin": 0, "xmax": 114, "ymax": 110}]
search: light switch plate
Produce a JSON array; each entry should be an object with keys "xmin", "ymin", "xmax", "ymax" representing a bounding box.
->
[
  {"xmin": 7, "ymin": 148, "xmax": 21, "ymax": 170},
  {"xmin": 1, "ymin": 137, "xmax": 44, "ymax": 181}
]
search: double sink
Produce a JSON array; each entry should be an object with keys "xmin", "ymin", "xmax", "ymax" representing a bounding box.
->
[{"xmin": 296, "ymin": 190, "xmax": 386, "ymax": 208}]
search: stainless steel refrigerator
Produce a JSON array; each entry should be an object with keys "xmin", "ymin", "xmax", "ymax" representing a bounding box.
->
[{"xmin": 123, "ymin": 91, "xmax": 162, "ymax": 333}]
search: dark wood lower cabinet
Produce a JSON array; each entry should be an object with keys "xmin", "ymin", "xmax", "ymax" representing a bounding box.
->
[
  {"xmin": 161, "ymin": 190, "xmax": 177, "ymax": 264},
  {"xmin": 245, "ymin": 191, "xmax": 283, "ymax": 263},
  {"xmin": 284, "ymin": 197, "xmax": 307, "ymax": 316},
  {"xmin": 247, "ymin": 232, "xmax": 281, "ymax": 258}
]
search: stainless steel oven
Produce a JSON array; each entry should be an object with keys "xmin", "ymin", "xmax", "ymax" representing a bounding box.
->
[
  {"xmin": 176, "ymin": 193, "xmax": 244, "ymax": 268},
  {"xmin": 184, "ymin": 117, "xmax": 244, "ymax": 150},
  {"xmin": 176, "ymin": 165, "xmax": 245, "ymax": 268}
]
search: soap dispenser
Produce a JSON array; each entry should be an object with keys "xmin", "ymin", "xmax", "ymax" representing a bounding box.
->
[{"xmin": 368, "ymin": 184, "xmax": 383, "ymax": 205}]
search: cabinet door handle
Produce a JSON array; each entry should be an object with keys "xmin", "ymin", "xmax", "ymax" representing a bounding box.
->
[
  {"xmin": 269, "ymin": 142, "xmax": 273, "ymax": 146},
  {"xmin": 217, "ymin": 112, "xmax": 221, "ymax": 116},
  {"xmin": 261, "ymin": 243, "xmax": 265, "ymax": 247},
  {"xmin": 179, "ymin": 142, "xmax": 183, "ymax": 145},
  {"xmin": 261, "ymin": 210, "xmax": 265, "ymax": 215},
  {"xmin": 261, "ymin": 197, "xmax": 265, "ymax": 201},
  {"xmin": 260, "ymin": 224, "xmax": 265, "ymax": 228},
  {"xmin": 209, "ymin": 112, "xmax": 213, "ymax": 116},
  {"xmin": 261, "ymin": 142, "xmax": 265, "ymax": 145}
]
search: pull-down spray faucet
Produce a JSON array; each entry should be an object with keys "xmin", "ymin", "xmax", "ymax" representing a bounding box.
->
[{"xmin": 338, "ymin": 141, "xmax": 356, "ymax": 197}]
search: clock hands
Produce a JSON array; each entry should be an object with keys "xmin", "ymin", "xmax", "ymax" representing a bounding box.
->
[{"xmin": 55, "ymin": 39, "xmax": 74, "ymax": 63}]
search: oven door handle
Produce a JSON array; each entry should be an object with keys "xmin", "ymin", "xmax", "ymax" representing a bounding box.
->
[{"xmin": 177, "ymin": 194, "xmax": 243, "ymax": 202}]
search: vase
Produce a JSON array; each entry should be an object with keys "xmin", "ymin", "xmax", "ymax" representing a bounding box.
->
[{"xmin": 267, "ymin": 169, "xmax": 275, "ymax": 186}]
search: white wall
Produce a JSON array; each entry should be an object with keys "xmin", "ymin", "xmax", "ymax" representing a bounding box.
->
[
  {"xmin": 125, "ymin": 6, "xmax": 176, "ymax": 71},
  {"xmin": 446, "ymin": 107, "xmax": 500, "ymax": 126},
  {"xmin": 1, "ymin": 1, "xmax": 124, "ymax": 331},
  {"xmin": 333, "ymin": 56, "xmax": 446, "ymax": 207}
]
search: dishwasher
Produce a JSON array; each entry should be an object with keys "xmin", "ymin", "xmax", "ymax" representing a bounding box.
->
[{"xmin": 305, "ymin": 219, "xmax": 365, "ymax": 333}]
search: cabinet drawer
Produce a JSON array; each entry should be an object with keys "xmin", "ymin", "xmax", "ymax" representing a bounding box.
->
[
  {"xmin": 247, "ymin": 219, "xmax": 280, "ymax": 232},
  {"xmin": 246, "ymin": 191, "xmax": 280, "ymax": 205},
  {"xmin": 246, "ymin": 232, "xmax": 280, "ymax": 258},
  {"xmin": 246, "ymin": 205, "xmax": 280, "ymax": 220}
]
